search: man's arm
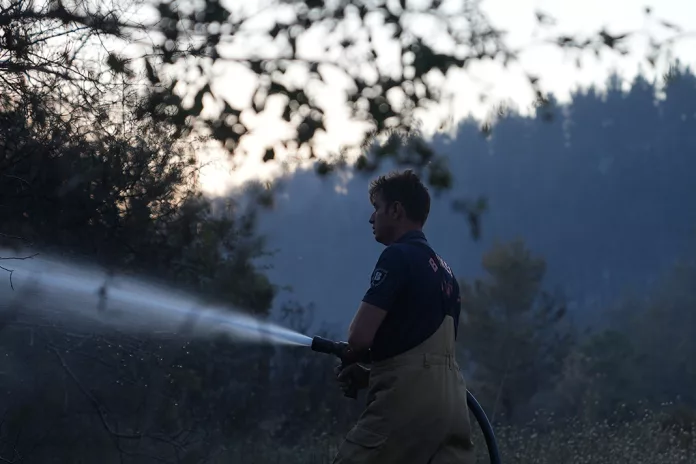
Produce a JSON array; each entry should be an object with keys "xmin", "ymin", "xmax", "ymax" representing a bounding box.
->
[
  {"xmin": 347, "ymin": 246, "xmax": 406, "ymax": 353},
  {"xmin": 348, "ymin": 302, "xmax": 387, "ymax": 352}
]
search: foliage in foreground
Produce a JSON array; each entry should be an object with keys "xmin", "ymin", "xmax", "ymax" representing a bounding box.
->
[{"xmin": 1, "ymin": 0, "xmax": 690, "ymax": 186}]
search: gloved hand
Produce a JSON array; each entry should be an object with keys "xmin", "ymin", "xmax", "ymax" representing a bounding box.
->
[{"xmin": 335, "ymin": 363, "xmax": 370, "ymax": 396}]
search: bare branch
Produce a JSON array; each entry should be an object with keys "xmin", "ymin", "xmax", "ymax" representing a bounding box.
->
[
  {"xmin": 0, "ymin": 253, "xmax": 36, "ymax": 289},
  {"xmin": 0, "ymin": 232, "xmax": 26, "ymax": 241},
  {"xmin": 1, "ymin": 174, "xmax": 30, "ymax": 186},
  {"xmin": 0, "ymin": 254, "xmax": 39, "ymax": 260},
  {"xmin": 0, "ymin": 266, "xmax": 14, "ymax": 289},
  {"xmin": 48, "ymin": 344, "xmax": 143, "ymax": 440}
]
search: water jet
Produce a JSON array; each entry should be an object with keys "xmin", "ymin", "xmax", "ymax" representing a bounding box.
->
[
  {"xmin": 0, "ymin": 250, "xmax": 500, "ymax": 462},
  {"xmin": 0, "ymin": 248, "xmax": 311, "ymax": 346}
]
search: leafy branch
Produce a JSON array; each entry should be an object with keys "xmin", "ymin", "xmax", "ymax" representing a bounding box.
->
[{"xmin": 2, "ymin": 0, "xmax": 691, "ymax": 183}]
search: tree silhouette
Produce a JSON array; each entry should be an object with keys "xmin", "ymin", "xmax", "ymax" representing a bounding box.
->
[
  {"xmin": 0, "ymin": 64, "xmax": 283, "ymax": 462},
  {"xmin": 1, "ymin": 0, "xmax": 690, "ymax": 184},
  {"xmin": 458, "ymin": 239, "xmax": 571, "ymax": 422}
]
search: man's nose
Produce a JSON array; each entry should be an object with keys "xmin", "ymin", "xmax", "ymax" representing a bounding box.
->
[{"xmin": 369, "ymin": 213, "xmax": 375, "ymax": 224}]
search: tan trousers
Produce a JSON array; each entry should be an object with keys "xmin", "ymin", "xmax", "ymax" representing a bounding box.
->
[{"xmin": 332, "ymin": 316, "xmax": 475, "ymax": 464}]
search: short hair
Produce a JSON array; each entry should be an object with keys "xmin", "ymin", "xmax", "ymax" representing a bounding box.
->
[{"xmin": 368, "ymin": 169, "xmax": 431, "ymax": 225}]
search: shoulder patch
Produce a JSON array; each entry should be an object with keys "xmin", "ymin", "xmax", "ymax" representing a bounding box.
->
[{"xmin": 370, "ymin": 268, "xmax": 388, "ymax": 288}]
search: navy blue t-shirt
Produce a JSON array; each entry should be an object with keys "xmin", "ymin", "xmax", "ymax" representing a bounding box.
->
[{"xmin": 362, "ymin": 230, "xmax": 461, "ymax": 362}]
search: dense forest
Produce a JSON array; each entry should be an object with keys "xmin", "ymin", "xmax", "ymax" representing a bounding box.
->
[{"xmin": 1, "ymin": 0, "xmax": 695, "ymax": 461}]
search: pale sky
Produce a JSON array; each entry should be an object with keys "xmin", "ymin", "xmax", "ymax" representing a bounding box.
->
[{"xmin": 196, "ymin": 0, "xmax": 696, "ymax": 195}]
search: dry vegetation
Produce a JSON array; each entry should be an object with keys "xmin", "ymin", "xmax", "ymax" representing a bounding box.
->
[{"xmin": 218, "ymin": 405, "xmax": 696, "ymax": 464}]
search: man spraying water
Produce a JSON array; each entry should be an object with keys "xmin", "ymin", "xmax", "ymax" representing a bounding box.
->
[
  {"xmin": 0, "ymin": 169, "xmax": 492, "ymax": 463},
  {"xmin": 329, "ymin": 170, "xmax": 475, "ymax": 464}
]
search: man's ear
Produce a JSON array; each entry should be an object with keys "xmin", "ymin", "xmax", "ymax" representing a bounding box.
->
[{"xmin": 390, "ymin": 201, "xmax": 404, "ymax": 219}]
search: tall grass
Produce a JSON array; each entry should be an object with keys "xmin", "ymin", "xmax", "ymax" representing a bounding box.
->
[{"xmin": 215, "ymin": 406, "xmax": 695, "ymax": 463}]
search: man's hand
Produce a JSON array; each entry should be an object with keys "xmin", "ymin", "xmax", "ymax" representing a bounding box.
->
[{"xmin": 335, "ymin": 363, "xmax": 370, "ymax": 396}]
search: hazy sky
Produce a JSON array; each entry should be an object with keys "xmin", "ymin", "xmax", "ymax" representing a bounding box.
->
[{"xmin": 197, "ymin": 0, "xmax": 696, "ymax": 194}]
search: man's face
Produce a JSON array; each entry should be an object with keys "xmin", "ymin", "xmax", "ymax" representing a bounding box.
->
[{"xmin": 369, "ymin": 192, "xmax": 397, "ymax": 245}]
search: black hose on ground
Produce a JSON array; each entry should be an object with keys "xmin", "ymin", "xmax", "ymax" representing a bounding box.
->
[{"xmin": 466, "ymin": 389, "xmax": 501, "ymax": 464}]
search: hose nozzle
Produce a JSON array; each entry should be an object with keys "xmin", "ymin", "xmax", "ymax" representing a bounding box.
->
[
  {"xmin": 310, "ymin": 336, "xmax": 368, "ymax": 399},
  {"xmin": 310, "ymin": 336, "xmax": 349, "ymax": 358}
]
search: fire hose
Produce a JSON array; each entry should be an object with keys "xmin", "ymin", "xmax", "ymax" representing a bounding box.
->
[{"xmin": 311, "ymin": 336, "xmax": 502, "ymax": 464}]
